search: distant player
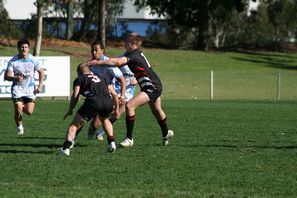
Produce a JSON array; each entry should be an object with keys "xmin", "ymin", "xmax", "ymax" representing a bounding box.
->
[
  {"xmin": 87, "ymin": 32, "xmax": 173, "ymax": 147},
  {"xmin": 59, "ymin": 64, "xmax": 119, "ymax": 156},
  {"xmin": 4, "ymin": 39, "xmax": 44, "ymax": 136}
]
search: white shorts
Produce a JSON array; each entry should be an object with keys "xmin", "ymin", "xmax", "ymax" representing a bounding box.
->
[
  {"xmin": 114, "ymin": 84, "xmax": 136, "ymax": 102},
  {"xmin": 12, "ymin": 84, "xmax": 36, "ymax": 100}
]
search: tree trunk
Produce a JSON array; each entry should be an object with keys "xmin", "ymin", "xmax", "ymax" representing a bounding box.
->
[
  {"xmin": 34, "ymin": 0, "xmax": 44, "ymax": 56},
  {"xmin": 197, "ymin": 0, "xmax": 209, "ymax": 51},
  {"xmin": 66, "ymin": 0, "xmax": 74, "ymax": 40},
  {"xmin": 98, "ymin": 0, "xmax": 106, "ymax": 47},
  {"xmin": 75, "ymin": 0, "xmax": 97, "ymax": 41}
]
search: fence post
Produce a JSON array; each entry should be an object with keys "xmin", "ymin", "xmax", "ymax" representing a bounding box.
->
[
  {"xmin": 210, "ymin": 70, "xmax": 214, "ymax": 100},
  {"xmin": 276, "ymin": 70, "xmax": 281, "ymax": 100}
]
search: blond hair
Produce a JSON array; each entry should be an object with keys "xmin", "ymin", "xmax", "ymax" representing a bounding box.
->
[{"xmin": 127, "ymin": 32, "xmax": 143, "ymax": 47}]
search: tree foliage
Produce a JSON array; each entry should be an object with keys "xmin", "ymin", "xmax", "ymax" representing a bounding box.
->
[
  {"xmin": 134, "ymin": 0, "xmax": 245, "ymax": 50},
  {"xmin": 0, "ymin": 0, "xmax": 23, "ymax": 41}
]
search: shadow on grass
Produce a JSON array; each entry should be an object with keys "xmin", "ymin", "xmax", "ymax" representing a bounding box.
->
[
  {"xmin": 233, "ymin": 56, "xmax": 297, "ymax": 70},
  {"xmin": 0, "ymin": 150, "xmax": 54, "ymax": 154},
  {"xmin": 199, "ymin": 144, "xmax": 297, "ymax": 149},
  {"xmin": 0, "ymin": 143, "xmax": 87, "ymax": 148},
  {"xmin": 22, "ymin": 136, "xmax": 64, "ymax": 140}
]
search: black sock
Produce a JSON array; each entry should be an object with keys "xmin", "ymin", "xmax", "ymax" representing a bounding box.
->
[
  {"xmin": 62, "ymin": 141, "xmax": 72, "ymax": 150},
  {"xmin": 158, "ymin": 117, "xmax": 169, "ymax": 137},
  {"xmin": 126, "ymin": 115, "xmax": 135, "ymax": 140},
  {"xmin": 107, "ymin": 135, "xmax": 114, "ymax": 144}
]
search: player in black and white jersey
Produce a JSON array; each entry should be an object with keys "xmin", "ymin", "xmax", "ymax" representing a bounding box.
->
[
  {"xmin": 59, "ymin": 64, "xmax": 119, "ymax": 156},
  {"xmin": 87, "ymin": 32, "xmax": 173, "ymax": 147}
]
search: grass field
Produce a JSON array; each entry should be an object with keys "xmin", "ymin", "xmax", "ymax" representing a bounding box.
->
[
  {"xmin": 1, "ymin": 99, "xmax": 297, "ymax": 197},
  {"xmin": 1, "ymin": 43, "xmax": 297, "ymax": 197}
]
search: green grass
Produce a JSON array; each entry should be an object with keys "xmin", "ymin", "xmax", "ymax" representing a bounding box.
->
[
  {"xmin": 1, "ymin": 43, "xmax": 297, "ymax": 197},
  {"xmin": 2, "ymin": 45, "xmax": 297, "ymax": 100},
  {"xmin": 0, "ymin": 99, "xmax": 297, "ymax": 197}
]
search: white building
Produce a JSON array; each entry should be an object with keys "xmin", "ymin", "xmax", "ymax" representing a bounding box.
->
[
  {"xmin": 3, "ymin": 0, "xmax": 164, "ymax": 36},
  {"xmin": 3, "ymin": 0, "xmax": 162, "ymax": 20}
]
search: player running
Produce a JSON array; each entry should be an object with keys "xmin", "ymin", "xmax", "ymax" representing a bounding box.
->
[
  {"xmin": 59, "ymin": 64, "xmax": 119, "ymax": 156},
  {"xmin": 4, "ymin": 39, "xmax": 44, "ymax": 136}
]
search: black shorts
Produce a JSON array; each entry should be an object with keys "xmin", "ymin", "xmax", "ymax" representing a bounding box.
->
[
  {"xmin": 77, "ymin": 96, "xmax": 114, "ymax": 121},
  {"xmin": 143, "ymin": 88, "xmax": 162, "ymax": 102},
  {"xmin": 13, "ymin": 97, "xmax": 35, "ymax": 104}
]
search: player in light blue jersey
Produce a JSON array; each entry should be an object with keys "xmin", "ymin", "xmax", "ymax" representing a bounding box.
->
[{"xmin": 4, "ymin": 39, "xmax": 44, "ymax": 136}]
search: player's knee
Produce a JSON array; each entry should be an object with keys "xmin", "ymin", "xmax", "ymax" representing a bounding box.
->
[
  {"xmin": 25, "ymin": 111, "xmax": 33, "ymax": 116},
  {"xmin": 126, "ymin": 101, "xmax": 133, "ymax": 111}
]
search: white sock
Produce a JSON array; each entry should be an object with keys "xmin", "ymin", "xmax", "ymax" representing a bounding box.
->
[{"xmin": 17, "ymin": 125, "xmax": 23, "ymax": 130}]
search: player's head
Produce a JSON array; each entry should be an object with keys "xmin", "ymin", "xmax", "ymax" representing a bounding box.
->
[
  {"xmin": 77, "ymin": 64, "xmax": 90, "ymax": 76},
  {"xmin": 17, "ymin": 39, "xmax": 30, "ymax": 58},
  {"xmin": 125, "ymin": 32, "xmax": 142, "ymax": 52},
  {"xmin": 91, "ymin": 41, "xmax": 105, "ymax": 60},
  {"xmin": 17, "ymin": 39, "xmax": 30, "ymax": 48}
]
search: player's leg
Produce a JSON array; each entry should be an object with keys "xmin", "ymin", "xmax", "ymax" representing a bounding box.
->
[
  {"xmin": 96, "ymin": 98, "xmax": 127, "ymax": 141},
  {"xmin": 14, "ymin": 100, "xmax": 24, "ymax": 135},
  {"xmin": 120, "ymin": 92, "xmax": 150, "ymax": 147},
  {"xmin": 60, "ymin": 113, "xmax": 87, "ymax": 155},
  {"xmin": 99, "ymin": 116, "xmax": 116, "ymax": 153},
  {"xmin": 149, "ymin": 97, "xmax": 174, "ymax": 145},
  {"xmin": 87, "ymin": 115, "xmax": 102, "ymax": 139},
  {"xmin": 23, "ymin": 99, "xmax": 35, "ymax": 115}
]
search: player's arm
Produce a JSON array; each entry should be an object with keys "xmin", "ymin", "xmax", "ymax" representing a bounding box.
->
[
  {"xmin": 36, "ymin": 68, "xmax": 44, "ymax": 94},
  {"xmin": 108, "ymin": 85, "xmax": 120, "ymax": 119},
  {"xmin": 117, "ymin": 76, "xmax": 126, "ymax": 104},
  {"xmin": 64, "ymin": 85, "xmax": 80, "ymax": 120},
  {"xmin": 87, "ymin": 57, "xmax": 128, "ymax": 68},
  {"xmin": 4, "ymin": 70, "xmax": 14, "ymax": 81},
  {"xmin": 108, "ymin": 67, "xmax": 126, "ymax": 103},
  {"xmin": 4, "ymin": 70, "xmax": 24, "ymax": 82}
]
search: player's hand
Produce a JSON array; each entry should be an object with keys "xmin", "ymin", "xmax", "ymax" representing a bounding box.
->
[
  {"xmin": 63, "ymin": 111, "xmax": 72, "ymax": 120},
  {"xmin": 119, "ymin": 96, "xmax": 126, "ymax": 104},
  {"xmin": 113, "ymin": 108, "xmax": 120, "ymax": 120},
  {"xmin": 36, "ymin": 85, "xmax": 43, "ymax": 94},
  {"xmin": 87, "ymin": 59, "xmax": 98, "ymax": 66},
  {"xmin": 15, "ymin": 73, "xmax": 24, "ymax": 82}
]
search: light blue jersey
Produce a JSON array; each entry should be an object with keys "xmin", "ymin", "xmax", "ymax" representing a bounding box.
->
[
  {"xmin": 6, "ymin": 54, "xmax": 42, "ymax": 99},
  {"xmin": 114, "ymin": 65, "xmax": 136, "ymax": 102},
  {"xmin": 90, "ymin": 55, "xmax": 123, "ymax": 85}
]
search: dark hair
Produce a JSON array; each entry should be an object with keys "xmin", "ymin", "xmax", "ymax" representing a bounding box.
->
[
  {"xmin": 91, "ymin": 40, "xmax": 105, "ymax": 50},
  {"xmin": 76, "ymin": 64, "xmax": 90, "ymax": 76},
  {"xmin": 17, "ymin": 39, "xmax": 30, "ymax": 48}
]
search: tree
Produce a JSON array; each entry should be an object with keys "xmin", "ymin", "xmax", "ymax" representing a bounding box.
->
[
  {"xmin": 134, "ymin": 0, "xmax": 245, "ymax": 50},
  {"xmin": 0, "ymin": 0, "xmax": 23, "ymax": 43},
  {"xmin": 34, "ymin": 0, "xmax": 45, "ymax": 56},
  {"xmin": 267, "ymin": 0, "xmax": 297, "ymax": 43},
  {"xmin": 75, "ymin": 0, "xmax": 97, "ymax": 41},
  {"xmin": 66, "ymin": 0, "xmax": 74, "ymax": 40},
  {"xmin": 98, "ymin": 0, "xmax": 106, "ymax": 47}
]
